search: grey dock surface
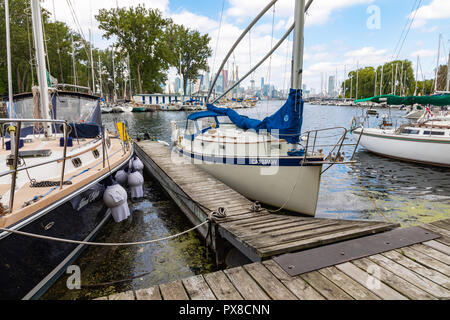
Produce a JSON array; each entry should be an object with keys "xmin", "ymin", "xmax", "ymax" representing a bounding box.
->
[
  {"xmin": 99, "ymin": 219, "xmax": 450, "ymax": 300},
  {"xmin": 135, "ymin": 141, "xmax": 397, "ymax": 262}
]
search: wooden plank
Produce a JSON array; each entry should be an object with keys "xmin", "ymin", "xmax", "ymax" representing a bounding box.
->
[
  {"xmin": 410, "ymin": 243, "xmax": 450, "ymax": 265},
  {"xmin": 336, "ymin": 262, "xmax": 407, "ymax": 300},
  {"xmin": 352, "ymin": 258, "xmax": 437, "ymax": 300},
  {"xmin": 135, "ymin": 286, "xmax": 162, "ymax": 300},
  {"xmin": 318, "ymin": 266, "xmax": 381, "ymax": 300},
  {"xmin": 224, "ymin": 267, "xmax": 270, "ymax": 300},
  {"xmin": 431, "ymin": 220, "xmax": 450, "ymax": 231},
  {"xmin": 108, "ymin": 290, "xmax": 135, "ymax": 300},
  {"xmin": 243, "ymin": 263, "xmax": 297, "ymax": 300},
  {"xmin": 369, "ymin": 253, "xmax": 450, "ymax": 298},
  {"xmin": 94, "ymin": 296, "xmax": 108, "ymax": 300},
  {"xmin": 300, "ymin": 271, "xmax": 353, "ymax": 300},
  {"xmin": 262, "ymin": 260, "xmax": 325, "ymax": 300},
  {"xmin": 247, "ymin": 221, "xmax": 348, "ymax": 248},
  {"xmin": 240, "ymin": 220, "xmax": 340, "ymax": 243},
  {"xmin": 182, "ymin": 275, "xmax": 216, "ymax": 300},
  {"xmin": 387, "ymin": 249, "xmax": 450, "ymax": 289},
  {"xmin": 257, "ymin": 223, "xmax": 395, "ymax": 257},
  {"xmin": 249, "ymin": 219, "xmax": 317, "ymax": 233},
  {"xmin": 423, "ymin": 240, "xmax": 450, "ymax": 256},
  {"xmin": 203, "ymin": 271, "xmax": 243, "ymax": 300},
  {"xmin": 159, "ymin": 280, "xmax": 189, "ymax": 300}
]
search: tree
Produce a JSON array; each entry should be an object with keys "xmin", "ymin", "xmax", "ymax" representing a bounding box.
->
[
  {"xmin": 0, "ymin": 0, "xmax": 94, "ymax": 97},
  {"xmin": 167, "ymin": 24, "xmax": 212, "ymax": 95},
  {"xmin": 342, "ymin": 60, "xmax": 415, "ymax": 99},
  {"xmin": 96, "ymin": 5, "xmax": 173, "ymax": 94},
  {"xmin": 435, "ymin": 64, "xmax": 448, "ymax": 91}
]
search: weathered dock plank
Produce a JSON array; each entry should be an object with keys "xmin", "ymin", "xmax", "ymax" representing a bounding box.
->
[{"xmin": 159, "ymin": 280, "xmax": 189, "ymax": 300}]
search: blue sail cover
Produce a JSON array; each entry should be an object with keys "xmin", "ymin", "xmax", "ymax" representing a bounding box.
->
[{"xmin": 207, "ymin": 88, "xmax": 304, "ymax": 144}]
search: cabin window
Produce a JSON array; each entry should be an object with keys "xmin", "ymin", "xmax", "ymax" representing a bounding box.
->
[
  {"xmin": 423, "ymin": 131, "xmax": 445, "ymax": 136},
  {"xmin": 92, "ymin": 149, "xmax": 100, "ymax": 158},
  {"xmin": 401, "ymin": 129, "xmax": 420, "ymax": 134},
  {"xmin": 72, "ymin": 157, "xmax": 82, "ymax": 168}
]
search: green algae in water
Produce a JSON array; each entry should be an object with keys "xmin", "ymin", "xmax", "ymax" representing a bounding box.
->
[{"xmin": 41, "ymin": 181, "xmax": 218, "ymax": 300}]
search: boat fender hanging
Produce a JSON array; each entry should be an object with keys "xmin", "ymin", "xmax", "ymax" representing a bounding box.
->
[
  {"xmin": 115, "ymin": 169, "xmax": 128, "ymax": 186},
  {"xmin": 128, "ymin": 168, "xmax": 144, "ymax": 199},
  {"xmin": 133, "ymin": 157, "xmax": 144, "ymax": 175},
  {"xmin": 103, "ymin": 176, "xmax": 130, "ymax": 223}
]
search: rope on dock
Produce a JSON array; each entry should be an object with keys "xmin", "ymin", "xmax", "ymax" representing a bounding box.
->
[{"xmin": 350, "ymin": 163, "xmax": 393, "ymax": 223}]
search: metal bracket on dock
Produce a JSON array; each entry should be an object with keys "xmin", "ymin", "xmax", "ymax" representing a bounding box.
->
[{"xmin": 273, "ymin": 226, "xmax": 440, "ymax": 277}]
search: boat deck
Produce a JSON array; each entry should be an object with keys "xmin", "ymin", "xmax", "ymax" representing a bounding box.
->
[
  {"xmin": 99, "ymin": 219, "xmax": 450, "ymax": 300},
  {"xmin": 135, "ymin": 141, "xmax": 397, "ymax": 262},
  {"xmin": 0, "ymin": 136, "xmax": 132, "ymax": 228}
]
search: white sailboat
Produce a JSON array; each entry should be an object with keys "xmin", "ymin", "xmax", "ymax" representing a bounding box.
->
[
  {"xmin": 351, "ymin": 96, "xmax": 450, "ymax": 167},
  {"xmin": 171, "ymin": 0, "xmax": 356, "ymax": 216}
]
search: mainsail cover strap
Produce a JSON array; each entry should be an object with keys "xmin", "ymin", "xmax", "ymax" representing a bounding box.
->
[{"xmin": 207, "ymin": 88, "xmax": 304, "ymax": 144}]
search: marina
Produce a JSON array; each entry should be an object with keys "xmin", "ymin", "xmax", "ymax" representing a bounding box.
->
[{"xmin": 0, "ymin": 0, "xmax": 449, "ymax": 306}]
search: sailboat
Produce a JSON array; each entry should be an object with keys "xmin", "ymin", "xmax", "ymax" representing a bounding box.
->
[
  {"xmin": 351, "ymin": 94, "xmax": 450, "ymax": 167},
  {"xmin": 0, "ymin": 0, "xmax": 133, "ymax": 299},
  {"xmin": 171, "ymin": 0, "xmax": 356, "ymax": 216}
]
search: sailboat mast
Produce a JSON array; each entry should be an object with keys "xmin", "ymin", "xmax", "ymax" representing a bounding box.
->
[
  {"xmin": 128, "ymin": 53, "xmax": 132, "ymax": 100},
  {"xmin": 112, "ymin": 48, "xmax": 117, "ymax": 103},
  {"xmin": 343, "ymin": 65, "xmax": 346, "ymax": 99},
  {"xmin": 446, "ymin": 47, "xmax": 450, "ymax": 92},
  {"xmin": 4, "ymin": 0, "xmax": 14, "ymax": 117},
  {"xmin": 355, "ymin": 62, "xmax": 359, "ymax": 100},
  {"xmin": 89, "ymin": 29, "xmax": 95, "ymax": 95},
  {"xmin": 30, "ymin": 0, "xmax": 51, "ymax": 135},
  {"xmin": 291, "ymin": 0, "xmax": 305, "ymax": 90},
  {"xmin": 414, "ymin": 55, "xmax": 419, "ymax": 96},
  {"xmin": 374, "ymin": 69, "xmax": 377, "ymax": 96},
  {"xmin": 434, "ymin": 33, "xmax": 441, "ymax": 93},
  {"xmin": 379, "ymin": 64, "xmax": 383, "ymax": 96}
]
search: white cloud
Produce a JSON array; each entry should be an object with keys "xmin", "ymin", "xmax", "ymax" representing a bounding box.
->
[
  {"xmin": 226, "ymin": 0, "xmax": 375, "ymax": 26},
  {"xmin": 410, "ymin": 0, "xmax": 450, "ymax": 28},
  {"xmin": 410, "ymin": 49, "xmax": 436, "ymax": 58},
  {"xmin": 42, "ymin": 0, "xmax": 170, "ymax": 48}
]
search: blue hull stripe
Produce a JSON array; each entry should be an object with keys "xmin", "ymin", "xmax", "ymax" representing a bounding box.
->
[{"xmin": 175, "ymin": 148, "xmax": 323, "ymax": 167}]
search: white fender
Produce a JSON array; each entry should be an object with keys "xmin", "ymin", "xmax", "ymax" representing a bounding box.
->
[{"xmin": 103, "ymin": 184, "xmax": 130, "ymax": 222}]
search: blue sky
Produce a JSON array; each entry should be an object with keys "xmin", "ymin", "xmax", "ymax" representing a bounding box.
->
[{"xmin": 43, "ymin": 0, "xmax": 450, "ymax": 93}]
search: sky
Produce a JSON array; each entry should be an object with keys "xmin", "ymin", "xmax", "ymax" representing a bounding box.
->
[{"xmin": 41, "ymin": 0, "xmax": 450, "ymax": 93}]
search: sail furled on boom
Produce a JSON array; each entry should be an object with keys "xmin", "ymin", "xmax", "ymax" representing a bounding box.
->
[{"xmin": 207, "ymin": 89, "xmax": 304, "ymax": 144}]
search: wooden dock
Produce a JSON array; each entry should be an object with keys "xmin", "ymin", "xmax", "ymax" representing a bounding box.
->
[
  {"xmin": 98, "ymin": 219, "xmax": 450, "ymax": 300},
  {"xmin": 135, "ymin": 141, "xmax": 397, "ymax": 264}
]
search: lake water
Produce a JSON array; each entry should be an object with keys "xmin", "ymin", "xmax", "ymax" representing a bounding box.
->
[{"xmin": 43, "ymin": 101, "xmax": 450, "ymax": 299}]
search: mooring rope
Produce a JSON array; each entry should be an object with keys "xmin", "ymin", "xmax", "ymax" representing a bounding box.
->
[{"xmin": 0, "ymin": 220, "xmax": 210, "ymax": 246}]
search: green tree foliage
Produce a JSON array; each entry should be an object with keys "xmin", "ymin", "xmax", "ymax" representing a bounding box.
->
[
  {"xmin": 342, "ymin": 60, "xmax": 417, "ymax": 99},
  {"xmin": 96, "ymin": 5, "xmax": 173, "ymax": 94},
  {"xmin": 167, "ymin": 24, "xmax": 212, "ymax": 95},
  {"xmin": 0, "ymin": 0, "xmax": 94, "ymax": 97}
]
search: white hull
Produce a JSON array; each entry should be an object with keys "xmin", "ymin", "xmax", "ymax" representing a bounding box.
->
[
  {"xmin": 353, "ymin": 128, "xmax": 450, "ymax": 166},
  {"xmin": 196, "ymin": 161, "xmax": 322, "ymax": 216}
]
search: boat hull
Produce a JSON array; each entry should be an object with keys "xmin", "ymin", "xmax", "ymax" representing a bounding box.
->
[
  {"xmin": 198, "ymin": 162, "xmax": 322, "ymax": 215},
  {"xmin": 176, "ymin": 149, "xmax": 323, "ymax": 216},
  {"xmin": 353, "ymin": 128, "xmax": 450, "ymax": 167}
]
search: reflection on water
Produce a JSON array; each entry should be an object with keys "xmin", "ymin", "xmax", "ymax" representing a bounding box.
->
[{"xmin": 45, "ymin": 101, "xmax": 449, "ymax": 299}]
